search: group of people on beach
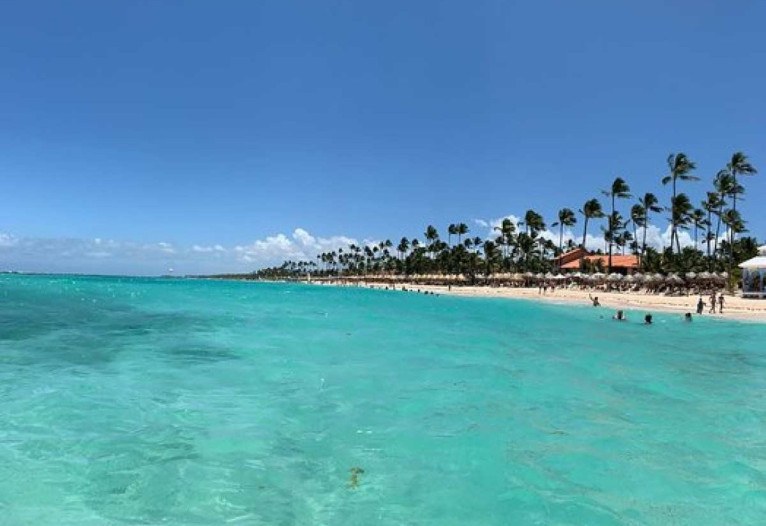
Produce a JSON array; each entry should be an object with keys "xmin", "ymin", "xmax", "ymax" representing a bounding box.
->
[{"xmin": 696, "ymin": 292, "xmax": 725, "ymax": 315}]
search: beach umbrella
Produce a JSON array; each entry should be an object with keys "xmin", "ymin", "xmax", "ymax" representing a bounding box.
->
[
  {"xmin": 544, "ymin": 272, "xmax": 555, "ymax": 279},
  {"xmin": 632, "ymin": 272, "xmax": 644, "ymax": 281},
  {"xmin": 607, "ymin": 273, "xmax": 623, "ymax": 281},
  {"xmin": 591, "ymin": 272, "xmax": 606, "ymax": 280},
  {"xmin": 685, "ymin": 271, "xmax": 697, "ymax": 280},
  {"xmin": 535, "ymin": 273, "xmax": 545, "ymax": 279},
  {"xmin": 699, "ymin": 271, "xmax": 712, "ymax": 280},
  {"xmin": 554, "ymin": 273, "xmax": 566, "ymax": 280},
  {"xmin": 512, "ymin": 273, "xmax": 524, "ymax": 281}
]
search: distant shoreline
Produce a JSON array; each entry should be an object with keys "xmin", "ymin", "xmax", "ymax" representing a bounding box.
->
[{"xmin": 307, "ymin": 280, "xmax": 766, "ymax": 323}]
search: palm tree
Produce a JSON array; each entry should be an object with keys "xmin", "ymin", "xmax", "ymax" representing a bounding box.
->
[
  {"xmin": 726, "ymin": 152, "xmax": 758, "ymax": 214},
  {"xmin": 551, "ymin": 208, "xmax": 576, "ymax": 267},
  {"xmin": 701, "ymin": 192, "xmax": 720, "ymax": 260},
  {"xmin": 456, "ymin": 223, "xmax": 469, "ymax": 244},
  {"xmin": 602, "ymin": 177, "xmax": 631, "ymax": 272},
  {"xmin": 668, "ymin": 193, "xmax": 693, "ymax": 252},
  {"xmin": 424, "ymin": 225, "xmax": 439, "ymax": 257},
  {"xmin": 712, "ymin": 171, "xmax": 735, "ymax": 260},
  {"xmin": 638, "ymin": 192, "xmax": 662, "ymax": 260},
  {"xmin": 447, "ymin": 224, "xmax": 457, "ymax": 246},
  {"xmin": 690, "ymin": 208, "xmax": 706, "ymax": 250},
  {"xmin": 482, "ymin": 240, "xmax": 500, "ymax": 275},
  {"xmin": 494, "ymin": 218, "xmax": 516, "ymax": 261},
  {"xmin": 578, "ymin": 198, "xmax": 604, "ymax": 249},
  {"xmin": 522, "ymin": 209, "xmax": 545, "ymax": 236},
  {"xmin": 397, "ymin": 237, "xmax": 409, "ymax": 260},
  {"xmin": 630, "ymin": 203, "xmax": 646, "ymax": 257},
  {"xmin": 662, "ymin": 153, "xmax": 697, "ymax": 254}
]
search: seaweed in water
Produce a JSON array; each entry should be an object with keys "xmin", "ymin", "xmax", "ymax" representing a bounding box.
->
[{"xmin": 348, "ymin": 467, "xmax": 364, "ymax": 488}]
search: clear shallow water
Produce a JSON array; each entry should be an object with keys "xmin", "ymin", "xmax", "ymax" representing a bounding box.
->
[{"xmin": 1, "ymin": 275, "xmax": 766, "ymax": 525}]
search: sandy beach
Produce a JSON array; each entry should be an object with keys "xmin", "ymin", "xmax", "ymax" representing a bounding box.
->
[{"xmin": 314, "ymin": 281, "xmax": 766, "ymax": 322}]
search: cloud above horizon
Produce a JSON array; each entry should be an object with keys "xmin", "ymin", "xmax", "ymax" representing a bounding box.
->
[{"xmin": 0, "ymin": 215, "xmax": 722, "ymax": 276}]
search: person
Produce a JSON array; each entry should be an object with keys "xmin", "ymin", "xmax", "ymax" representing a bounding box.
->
[
  {"xmin": 589, "ymin": 293, "xmax": 600, "ymax": 307},
  {"xmin": 644, "ymin": 313, "xmax": 653, "ymax": 324},
  {"xmin": 613, "ymin": 310, "xmax": 626, "ymax": 321},
  {"xmin": 696, "ymin": 297, "xmax": 705, "ymax": 315},
  {"xmin": 718, "ymin": 294, "xmax": 725, "ymax": 313},
  {"xmin": 709, "ymin": 292, "xmax": 717, "ymax": 314},
  {"xmin": 684, "ymin": 312, "xmax": 693, "ymax": 322}
]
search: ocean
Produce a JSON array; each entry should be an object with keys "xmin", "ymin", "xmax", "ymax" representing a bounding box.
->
[{"xmin": 1, "ymin": 274, "xmax": 765, "ymax": 525}]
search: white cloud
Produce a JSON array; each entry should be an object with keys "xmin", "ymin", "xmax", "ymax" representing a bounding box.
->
[
  {"xmin": 233, "ymin": 229, "xmax": 358, "ymax": 264},
  {"xmin": 0, "ymin": 220, "xmax": 727, "ymax": 276}
]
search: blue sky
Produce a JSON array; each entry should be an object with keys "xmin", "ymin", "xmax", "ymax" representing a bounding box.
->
[{"xmin": 1, "ymin": 1, "xmax": 764, "ymax": 274}]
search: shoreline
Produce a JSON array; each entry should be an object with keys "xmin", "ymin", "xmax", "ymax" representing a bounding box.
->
[{"xmin": 310, "ymin": 280, "xmax": 766, "ymax": 323}]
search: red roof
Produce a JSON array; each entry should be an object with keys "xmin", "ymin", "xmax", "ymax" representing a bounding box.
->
[{"xmin": 560, "ymin": 254, "xmax": 639, "ymax": 270}]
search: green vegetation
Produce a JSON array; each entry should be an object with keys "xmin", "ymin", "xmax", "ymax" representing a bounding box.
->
[{"xmin": 254, "ymin": 152, "xmax": 758, "ymax": 286}]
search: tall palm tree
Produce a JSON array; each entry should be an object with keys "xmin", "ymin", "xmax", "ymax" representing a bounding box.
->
[
  {"xmin": 701, "ymin": 192, "xmax": 720, "ymax": 260},
  {"xmin": 447, "ymin": 224, "xmax": 457, "ymax": 246},
  {"xmin": 551, "ymin": 208, "xmax": 576, "ymax": 267},
  {"xmin": 494, "ymin": 218, "xmax": 516, "ymax": 261},
  {"xmin": 482, "ymin": 240, "xmax": 500, "ymax": 275},
  {"xmin": 630, "ymin": 203, "xmax": 646, "ymax": 258},
  {"xmin": 724, "ymin": 153, "xmax": 757, "ymax": 269},
  {"xmin": 602, "ymin": 177, "xmax": 631, "ymax": 273},
  {"xmin": 712, "ymin": 171, "xmax": 735, "ymax": 260},
  {"xmin": 662, "ymin": 153, "xmax": 697, "ymax": 254},
  {"xmin": 397, "ymin": 237, "xmax": 409, "ymax": 260},
  {"xmin": 424, "ymin": 225, "xmax": 439, "ymax": 257},
  {"xmin": 690, "ymin": 208, "xmax": 706, "ymax": 250},
  {"xmin": 522, "ymin": 209, "xmax": 545, "ymax": 236},
  {"xmin": 638, "ymin": 192, "xmax": 662, "ymax": 260},
  {"xmin": 578, "ymin": 198, "xmax": 604, "ymax": 249},
  {"xmin": 726, "ymin": 152, "xmax": 758, "ymax": 214},
  {"xmin": 668, "ymin": 193, "xmax": 693, "ymax": 252},
  {"xmin": 456, "ymin": 223, "xmax": 469, "ymax": 244}
]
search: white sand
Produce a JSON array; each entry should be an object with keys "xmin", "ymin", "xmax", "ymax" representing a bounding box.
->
[{"xmin": 315, "ymin": 281, "xmax": 766, "ymax": 322}]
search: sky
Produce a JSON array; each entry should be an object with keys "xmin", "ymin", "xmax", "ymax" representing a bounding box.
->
[{"xmin": 1, "ymin": 0, "xmax": 764, "ymax": 275}]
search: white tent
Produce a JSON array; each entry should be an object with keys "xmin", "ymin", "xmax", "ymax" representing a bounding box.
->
[{"xmin": 739, "ymin": 245, "xmax": 766, "ymax": 298}]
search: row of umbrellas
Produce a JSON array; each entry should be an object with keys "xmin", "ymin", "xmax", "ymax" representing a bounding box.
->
[{"xmin": 327, "ymin": 271, "xmax": 729, "ymax": 283}]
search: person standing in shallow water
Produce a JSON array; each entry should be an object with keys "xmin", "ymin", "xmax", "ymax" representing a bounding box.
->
[
  {"xmin": 719, "ymin": 294, "xmax": 725, "ymax": 314},
  {"xmin": 709, "ymin": 292, "xmax": 717, "ymax": 314},
  {"xmin": 696, "ymin": 297, "xmax": 705, "ymax": 315}
]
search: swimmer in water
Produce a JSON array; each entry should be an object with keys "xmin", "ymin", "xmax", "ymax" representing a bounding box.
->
[
  {"xmin": 589, "ymin": 293, "xmax": 600, "ymax": 307},
  {"xmin": 613, "ymin": 310, "xmax": 626, "ymax": 321},
  {"xmin": 684, "ymin": 312, "xmax": 693, "ymax": 322},
  {"xmin": 644, "ymin": 313, "xmax": 653, "ymax": 324}
]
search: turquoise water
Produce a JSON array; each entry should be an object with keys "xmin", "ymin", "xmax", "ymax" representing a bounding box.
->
[{"xmin": 2, "ymin": 275, "xmax": 766, "ymax": 525}]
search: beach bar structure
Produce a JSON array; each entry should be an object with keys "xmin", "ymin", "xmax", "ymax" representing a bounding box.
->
[
  {"xmin": 557, "ymin": 247, "xmax": 639, "ymax": 274},
  {"xmin": 739, "ymin": 245, "xmax": 766, "ymax": 298}
]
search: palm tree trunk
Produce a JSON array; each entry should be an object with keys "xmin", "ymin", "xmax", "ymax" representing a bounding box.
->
[
  {"xmin": 670, "ymin": 178, "xmax": 677, "ymax": 256},
  {"xmin": 558, "ymin": 225, "xmax": 563, "ymax": 270},
  {"xmin": 581, "ymin": 217, "xmax": 589, "ymax": 248},
  {"xmin": 641, "ymin": 212, "xmax": 649, "ymax": 270},
  {"xmin": 714, "ymin": 204, "xmax": 723, "ymax": 262},
  {"xmin": 608, "ymin": 195, "xmax": 615, "ymax": 273}
]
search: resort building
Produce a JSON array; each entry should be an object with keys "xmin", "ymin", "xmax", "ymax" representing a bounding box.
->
[
  {"xmin": 557, "ymin": 247, "xmax": 639, "ymax": 274},
  {"xmin": 739, "ymin": 245, "xmax": 766, "ymax": 298}
]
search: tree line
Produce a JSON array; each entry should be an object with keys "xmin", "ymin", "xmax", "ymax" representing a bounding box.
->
[{"xmin": 256, "ymin": 152, "xmax": 759, "ymax": 285}]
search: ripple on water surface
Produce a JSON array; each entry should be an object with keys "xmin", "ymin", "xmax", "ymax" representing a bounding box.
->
[{"xmin": 1, "ymin": 275, "xmax": 766, "ymax": 525}]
